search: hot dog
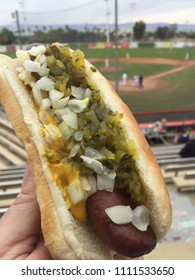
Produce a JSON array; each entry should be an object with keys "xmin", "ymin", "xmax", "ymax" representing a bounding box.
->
[{"xmin": 0, "ymin": 43, "xmax": 172, "ymax": 259}]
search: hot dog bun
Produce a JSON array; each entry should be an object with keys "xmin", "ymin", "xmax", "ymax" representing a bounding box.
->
[{"xmin": 0, "ymin": 44, "xmax": 171, "ymax": 259}]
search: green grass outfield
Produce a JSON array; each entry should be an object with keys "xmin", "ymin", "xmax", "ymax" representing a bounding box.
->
[
  {"xmin": 82, "ymin": 47, "xmax": 195, "ymax": 60},
  {"xmin": 3, "ymin": 46, "xmax": 195, "ymax": 60},
  {"xmin": 2, "ymin": 47, "xmax": 195, "ymax": 113}
]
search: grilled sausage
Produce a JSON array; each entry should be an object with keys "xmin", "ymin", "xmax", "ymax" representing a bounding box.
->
[{"xmin": 86, "ymin": 189, "xmax": 157, "ymax": 258}]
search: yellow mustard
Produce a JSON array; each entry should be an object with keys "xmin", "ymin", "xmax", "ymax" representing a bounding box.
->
[{"xmin": 48, "ymin": 162, "xmax": 87, "ymax": 222}]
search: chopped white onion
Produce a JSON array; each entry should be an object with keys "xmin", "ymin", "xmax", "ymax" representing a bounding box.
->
[
  {"xmin": 87, "ymin": 175, "xmax": 97, "ymax": 195},
  {"xmin": 52, "ymin": 97, "xmax": 70, "ymax": 109},
  {"xmin": 40, "ymin": 98, "xmax": 51, "ymax": 110},
  {"xmin": 28, "ymin": 45, "xmax": 46, "ymax": 57},
  {"xmin": 16, "ymin": 50, "xmax": 30, "ymax": 64},
  {"xmin": 67, "ymin": 182, "xmax": 85, "ymax": 205},
  {"xmin": 102, "ymin": 166, "xmax": 116, "ymax": 180},
  {"xmin": 23, "ymin": 60, "xmax": 41, "ymax": 73},
  {"xmin": 29, "ymin": 80, "xmax": 36, "ymax": 88},
  {"xmin": 84, "ymin": 147, "xmax": 104, "ymax": 160},
  {"xmin": 18, "ymin": 70, "xmax": 26, "ymax": 81},
  {"xmin": 49, "ymin": 89, "xmax": 64, "ymax": 103},
  {"xmin": 80, "ymin": 176, "xmax": 91, "ymax": 191},
  {"xmin": 84, "ymin": 88, "xmax": 92, "ymax": 99},
  {"xmin": 96, "ymin": 174, "xmax": 115, "ymax": 192},
  {"xmin": 71, "ymin": 86, "xmax": 85, "ymax": 99},
  {"xmin": 105, "ymin": 205, "xmax": 133, "ymax": 225},
  {"xmin": 18, "ymin": 69, "xmax": 32, "ymax": 85},
  {"xmin": 35, "ymin": 54, "xmax": 47, "ymax": 65},
  {"xmin": 132, "ymin": 206, "xmax": 150, "ymax": 231},
  {"xmin": 38, "ymin": 65, "xmax": 49, "ymax": 77},
  {"xmin": 68, "ymin": 98, "xmax": 89, "ymax": 113},
  {"xmin": 24, "ymin": 69, "xmax": 33, "ymax": 85},
  {"xmin": 73, "ymin": 131, "xmax": 83, "ymax": 141},
  {"xmin": 80, "ymin": 156, "xmax": 103, "ymax": 174},
  {"xmin": 58, "ymin": 120, "xmax": 73, "ymax": 140},
  {"xmin": 56, "ymin": 107, "xmax": 78, "ymax": 130},
  {"xmin": 69, "ymin": 143, "xmax": 81, "ymax": 158},
  {"xmin": 32, "ymin": 85, "xmax": 43, "ymax": 107},
  {"xmin": 35, "ymin": 77, "xmax": 55, "ymax": 91}
]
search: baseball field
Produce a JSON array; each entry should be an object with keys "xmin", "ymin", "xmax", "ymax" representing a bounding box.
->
[
  {"xmin": 84, "ymin": 47, "xmax": 195, "ymax": 114},
  {"xmin": 4, "ymin": 46, "xmax": 195, "ymax": 114}
]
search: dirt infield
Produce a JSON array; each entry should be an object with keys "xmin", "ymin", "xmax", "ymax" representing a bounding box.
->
[{"xmin": 90, "ymin": 57, "xmax": 195, "ymax": 93}]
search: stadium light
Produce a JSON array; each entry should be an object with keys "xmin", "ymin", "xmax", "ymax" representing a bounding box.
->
[
  {"xmin": 12, "ymin": 10, "xmax": 22, "ymax": 49},
  {"xmin": 129, "ymin": 2, "xmax": 136, "ymax": 42},
  {"xmin": 104, "ymin": 0, "xmax": 111, "ymax": 43}
]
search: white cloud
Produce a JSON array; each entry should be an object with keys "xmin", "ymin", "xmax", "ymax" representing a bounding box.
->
[{"xmin": 0, "ymin": 0, "xmax": 195, "ymax": 27}]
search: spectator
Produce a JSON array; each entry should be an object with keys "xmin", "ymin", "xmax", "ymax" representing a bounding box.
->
[
  {"xmin": 174, "ymin": 130, "xmax": 189, "ymax": 144},
  {"xmin": 153, "ymin": 121, "xmax": 161, "ymax": 133},
  {"xmin": 138, "ymin": 74, "xmax": 143, "ymax": 88},
  {"xmin": 154, "ymin": 119, "xmax": 168, "ymax": 134},
  {"xmin": 179, "ymin": 131, "xmax": 195, "ymax": 158},
  {"xmin": 161, "ymin": 118, "xmax": 168, "ymax": 132},
  {"xmin": 105, "ymin": 58, "xmax": 109, "ymax": 68},
  {"xmin": 134, "ymin": 75, "xmax": 139, "ymax": 88},
  {"xmin": 122, "ymin": 73, "xmax": 128, "ymax": 86}
]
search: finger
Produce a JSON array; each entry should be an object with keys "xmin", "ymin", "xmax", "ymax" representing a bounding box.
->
[
  {"xmin": 15, "ymin": 164, "xmax": 37, "ymax": 205},
  {"xmin": 26, "ymin": 235, "xmax": 53, "ymax": 260},
  {"xmin": 21, "ymin": 164, "xmax": 35, "ymax": 194},
  {"xmin": 10, "ymin": 164, "xmax": 41, "ymax": 233}
]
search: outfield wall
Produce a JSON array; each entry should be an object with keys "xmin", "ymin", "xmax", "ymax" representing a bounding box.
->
[
  {"xmin": 134, "ymin": 109, "xmax": 195, "ymax": 125},
  {"xmin": 0, "ymin": 41, "xmax": 195, "ymax": 53},
  {"xmin": 88, "ymin": 41, "xmax": 195, "ymax": 49}
]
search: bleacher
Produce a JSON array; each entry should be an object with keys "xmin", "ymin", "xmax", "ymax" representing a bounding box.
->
[
  {"xmin": 0, "ymin": 165, "xmax": 25, "ymax": 217},
  {"xmin": 0, "ymin": 107, "xmax": 26, "ymax": 167},
  {"xmin": 152, "ymin": 145, "xmax": 195, "ymax": 192},
  {"xmin": 0, "ymin": 105, "xmax": 26, "ymax": 217}
]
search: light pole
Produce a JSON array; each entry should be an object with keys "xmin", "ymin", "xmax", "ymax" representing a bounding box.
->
[
  {"xmin": 12, "ymin": 10, "xmax": 22, "ymax": 49},
  {"xmin": 104, "ymin": 0, "xmax": 111, "ymax": 43},
  {"xmin": 129, "ymin": 2, "xmax": 136, "ymax": 42},
  {"xmin": 186, "ymin": 20, "xmax": 189, "ymax": 36},
  {"xmin": 19, "ymin": 0, "xmax": 27, "ymax": 35}
]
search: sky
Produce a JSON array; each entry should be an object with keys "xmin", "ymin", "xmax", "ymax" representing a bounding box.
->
[{"xmin": 0, "ymin": 0, "xmax": 195, "ymax": 28}]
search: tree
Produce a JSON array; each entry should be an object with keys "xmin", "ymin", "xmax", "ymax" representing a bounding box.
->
[
  {"xmin": 133, "ymin": 21, "xmax": 146, "ymax": 40},
  {"xmin": 0, "ymin": 27, "xmax": 15, "ymax": 45},
  {"xmin": 154, "ymin": 24, "xmax": 177, "ymax": 40},
  {"xmin": 154, "ymin": 26, "xmax": 169, "ymax": 40},
  {"xmin": 32, "ymin": 30, "xmax": 47, "ymax": 43},
  {"xmin": 169, "ymin": 23, "xmax": 177, "ymax": 38}
]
